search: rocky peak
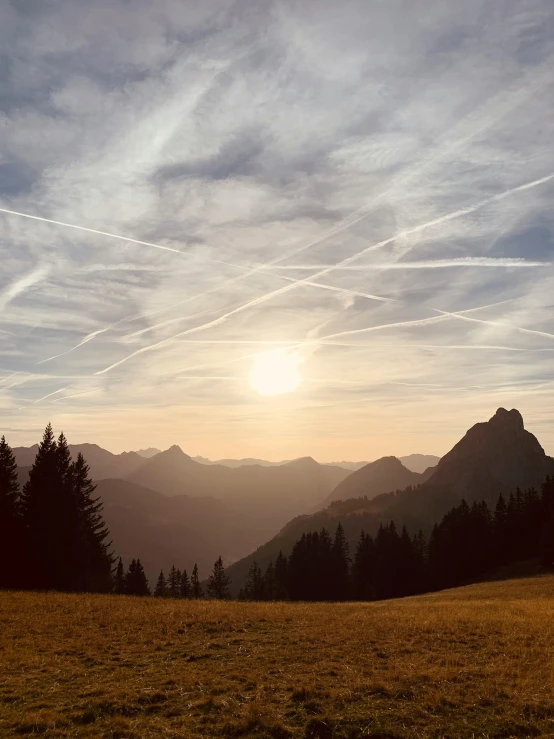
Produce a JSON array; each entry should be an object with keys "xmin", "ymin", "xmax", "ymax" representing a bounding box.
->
[
  {"xmin": 488, "ymin": 407, "xmax": 524, "ymax": 432},
  {"xmin": 428, "ymin": 407, "xmax": 553, "ymax": 499}
]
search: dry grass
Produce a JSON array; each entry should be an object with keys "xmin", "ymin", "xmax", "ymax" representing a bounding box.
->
[{"xmin": 1, "ymin": 575, "xmax": 554, "ymax": 738}]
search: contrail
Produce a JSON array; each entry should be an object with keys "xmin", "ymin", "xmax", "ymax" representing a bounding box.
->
[
  {"xmin": 52, "ymin": 389, "xmax": 100, "ymax": 403},
  {"xmin": 434, "ymin": 309, "xmax": 554, "ymax": 341},
  {"xmin": 264, "ymin": 257, "xmax": 551, "ymax": 271},
  {"xmin": 37, "ymin": 328, "xmax": 113, "ymax": 364},
  {"xmin": 94, "ymin": 170, "xmax": 554, "ymax": 375},
  {"xmin": 0, "ymin": 264, "xmax": 51, "ymax": 311},
  {"xmin": 17, "ymin": 385, "xmax": 71, "ymax": 409},
  {"xmin": 0, "ymin": 207, "xmax": 192, "ymax": 256},
  {"xmin": 8, "ymin": 63, "xmax": 553, "ymax": 374},
  {"xmin": 314, "ymin": 314, "xmax": 451, "ymax": 343}
]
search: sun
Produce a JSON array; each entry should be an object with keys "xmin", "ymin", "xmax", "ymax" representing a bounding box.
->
[{"xmin": 249, "ymin": 349, "xmax": 302, "ymax": 396}]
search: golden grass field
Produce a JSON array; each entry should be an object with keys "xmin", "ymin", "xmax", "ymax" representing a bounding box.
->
[{"xmin": 1, "ymin": 575, "xmax": 554, "ymax": 738}]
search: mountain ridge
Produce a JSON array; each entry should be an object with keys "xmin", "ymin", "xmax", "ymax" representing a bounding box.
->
[{"xmin": 225, "ymin": 408, "xmax": 554, "ymax": 594}]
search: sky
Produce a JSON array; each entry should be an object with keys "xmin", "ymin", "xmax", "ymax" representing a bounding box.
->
[{"xmin": 1, "ymin": 0, "xmax": 554, "ymax": 462}]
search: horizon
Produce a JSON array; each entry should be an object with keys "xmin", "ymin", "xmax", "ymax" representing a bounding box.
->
[{"xmin": 2, "ymin": 2, "xmax": 554, "ymax": 461}]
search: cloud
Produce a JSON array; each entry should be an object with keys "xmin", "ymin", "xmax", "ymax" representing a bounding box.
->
[
  {"xmin": 0, "ymin": 264, "xmax": 51, "ymax": 312},
  {"xmin": 2, "ymin": 1, "xmax": 554, "ymax": 458}
]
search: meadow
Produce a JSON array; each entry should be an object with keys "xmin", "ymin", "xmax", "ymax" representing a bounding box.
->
[{"xmin": 1, "ymin": 576, "xmax": 554, "ymax": 738}]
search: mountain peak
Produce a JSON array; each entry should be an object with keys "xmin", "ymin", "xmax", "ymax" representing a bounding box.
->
[
  {"xmin": 286, "ymin": 456, "xmax": 318, "ymax": 467},
  {"xmin": 428, "ymin": 407, "xmax": 553, "ymax": 500},
  {"xmin": 489, "ymin": 407, "xmax": 524, "ymax": 431},
  {"xmin": 323, "ymin": 454, "xmax": 422, "ymax": 506},
  {"xmin": 162, "ymin": 445, "xmax": 191, "ymax": 461}
]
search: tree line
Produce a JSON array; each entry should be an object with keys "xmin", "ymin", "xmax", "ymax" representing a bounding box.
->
[
  {"xmin": 2, "ymin": 424, "xmax": 553, "ymax": 601},
  {"xmin": 239, "ymin": 479, "xmax": 554, "ymax": 601},
  {"xmin": 0, "ymin": 426, "xmax": 229, "ymax": 598}
]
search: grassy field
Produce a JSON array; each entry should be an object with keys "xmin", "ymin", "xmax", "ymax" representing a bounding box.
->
[{"xmin": 1, "ymin": 576, "xmax": 554, "ymax": 738}]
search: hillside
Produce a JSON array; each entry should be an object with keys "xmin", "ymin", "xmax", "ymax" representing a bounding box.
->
[
  {"xmin": 125, "ymin": 447, "xmax": 349, "ymax": 523},
  {"xmin": 321, "ymin": 455, "xmax": 424, "ymax": 506},
  {"xmin": 2, "ymin": 574, "xmax": 553, "ymax": 737},
  {"xmin": 13, "ymin": 443, "xmax": 146, "ymax": 480},
  {"xmin": 96, "ymin": 479, "xmax": 290, "ymax": 586},
  {"xmin": 226, "ymin": 408, "xmax": 554, "ymax": 593}
]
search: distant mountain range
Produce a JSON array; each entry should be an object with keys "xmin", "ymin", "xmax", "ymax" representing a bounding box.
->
[
  {"xmin": 13, "ymin": 443, "xmax": 145, "ymax": 479},
  {"xmin": 225, "ymin": 408, "xmax": 554, "ymax": 594},
  {"xmin": 190, "ymin": 453, "xmax": 440, "ymax": 473}
]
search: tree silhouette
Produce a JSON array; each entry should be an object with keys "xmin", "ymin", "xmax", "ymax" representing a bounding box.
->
[
  {"xmin": 72, "ymin": 452, "xmax": 113, "ymax": 592},
  {"xmin": 179, "ymin": 569, "xmax": 191, "ymax": 598},
  {"xmin": 125, "ymin": 559, "xmax": 150, "ymax": 596},
  {"xmin": 113, "ymin": 557, "xmax": 126, "ymax": 594},
  {"xmin": 540, "ymin": 517, "xmax": 554, "ymax": 568},
  {"xmin": 154, "ymin": 570, "xmax": 168, "ymax": 597},
  {"xmin": 167, "ymin": 565, "xmax": 180, "ymax": 598},
  {"xmin": 206, "ymin": 556, "xmax": 231, "ymax": 599},
  {"xmin": 20, "ymin": 424, "xmax": 66, "ymax": 589},
  {"xmin": 0, "ymin": 435, "xmax": 20, "ymax": 589},
  {"xmin": 243, "ymin": 561, "xmax": 265, "ymax": 600},
  {"xmin": 191, "ymin": 563, "xmax": 203, "ymax": 598}
]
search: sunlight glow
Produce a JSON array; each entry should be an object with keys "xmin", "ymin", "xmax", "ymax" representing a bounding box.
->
[{"xmin": 249, "ymin": 349, "xmax": 302, "ymax": 396}]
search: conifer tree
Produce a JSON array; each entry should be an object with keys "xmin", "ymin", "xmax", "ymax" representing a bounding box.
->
[
  {"xmin": 264, "ymin": 561, "xmax": 275, "ymax": 600},
  {"xmin": 72, "ymin": 452, "xmax": 113, "ymax": 591},
  {"xmin": 0, "ymin": 435, "xmax": 20, "ymax": 589},
  {"xmin": 331, "ymin": 522, "xmax": 350, "ymax": 600},
  {"xmin": 274, "ymin": 550, "xmax": 288, "ymax": 600},
  {"xmin": 243, "ymin": 561, "xmax": 265, "ymax": 600},
  {"xmin": 168, "ymin": 565, "xmax": 180, "ymax": 598},
  {"xmin": 494, "ymin": 494, "xmax": 509, "ymax": 565},
  {"xmin": 179, "ymin": 569, "xmax": 191, "ymax": 598},
  {"xmin": 539, "ymin": 517, "xmax": 554, "ymax": 568},
  {"xmin": 125, "ymin": 559, "xmax": 150, "ymax": 596},
  {"xmin": 352, "ymin": 531, "xmax": 375, "ymax": 600},
  {"xmin": 154, "ymin": 570, "xmax": 168, "ymax": 597},
  {"xmin": 206, "ymin": 556, "xmax": 231, "ymax": 599},
  {"xmin": 113, "ymin": 557, "xmax": 126, "ymax": 594},
  {"xmin": 190, "ymin": 563, "xmax": 203, "ymax": 598},
  {"xmin": 20, "ymin": 424, "xmax": 64, "ymax": 589}
]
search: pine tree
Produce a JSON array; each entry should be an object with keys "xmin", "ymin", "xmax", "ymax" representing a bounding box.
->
[
  {"xmin": 72, "ymin": 453, "xmax": 113, "ymax": 592},
  {"xmin": 154, "ymin": 570, "xmax": 168, "ymax": 597},
  {"xmin": 179, "ymin": 569, "xmax": 191, "ymax": 598},
  {"xmin": 191, "ymin": 563, "xmax": 203, "ymax": 598},
  {"xmin": 331, "ymin": 522, "xmax": 350, "ymax": 600},
  {"xmin": 0, "ymin": 435, "xmax": 20, "ymax": 589},
  {"xmin": 539, "ymin": 518, "xmax": 554, "ymax": 568},
  {"xmin": 168, "ymin": 565, "xmax": 180, "ymax": 598},
  {"xmin": 274, "ymin": 550, "xmax": 288, "ymax": 600},
  {"xmin": 352, "ymin": 531, "xmax": 375, "ymax": 600},
  {"xmin": 126, "ymin": 559, "xmax": 150, "ymax": 596},
  {"xmin": 206, "ymin": 556, "xmax": 231, "ymax": 599},
  {"xmin": 243, "ymin": 561, "xmax": 265, "ymax": 600},
  {"xmin": 264, "ymin": 561, "xmax": 275, "ymax": 600},
  {"xmin": 20, "ymin": 424, "xmax": 64, "ymax": 589},
  {"xmin": 494, "ymin": 494, "xmax": 509, "ymax": 565},
  {"xmin": 113, "ymin": 557, "xmax": 126, "ymax": 594}
]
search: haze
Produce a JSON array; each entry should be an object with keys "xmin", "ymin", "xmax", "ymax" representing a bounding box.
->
[{"xmin": 1, "ymin": 1, "xmax": 554, "ymax": 461}]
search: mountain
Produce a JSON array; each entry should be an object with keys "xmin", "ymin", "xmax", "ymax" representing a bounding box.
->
[
  {"xmin": 125, "ymin": 447, "xmax": 349, "ymax": 529},
  {"xmin": 135, "ymin": 448, "xmax": 162, "ymax": 458},
  {"xmin": 13, "ymin": 443, "xmax": 146, "ymax": 480},
  {"xmin": 321, "ymin": 456, "xmax": 423, "ymax": 507},
  {"xmin": 193, "ymin": 455, "xmax": 440, "ymax": 472},
  {"xmin": 193, "ymin": 456, "xmax": 282, "ymax": 467},
  {"xmin": 96, "ymin": 479, "xmax": 262, "ymax": 587},
  {"xmin": 225, "ymin": 408, "xmax": 554, "ymax": 595}
]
